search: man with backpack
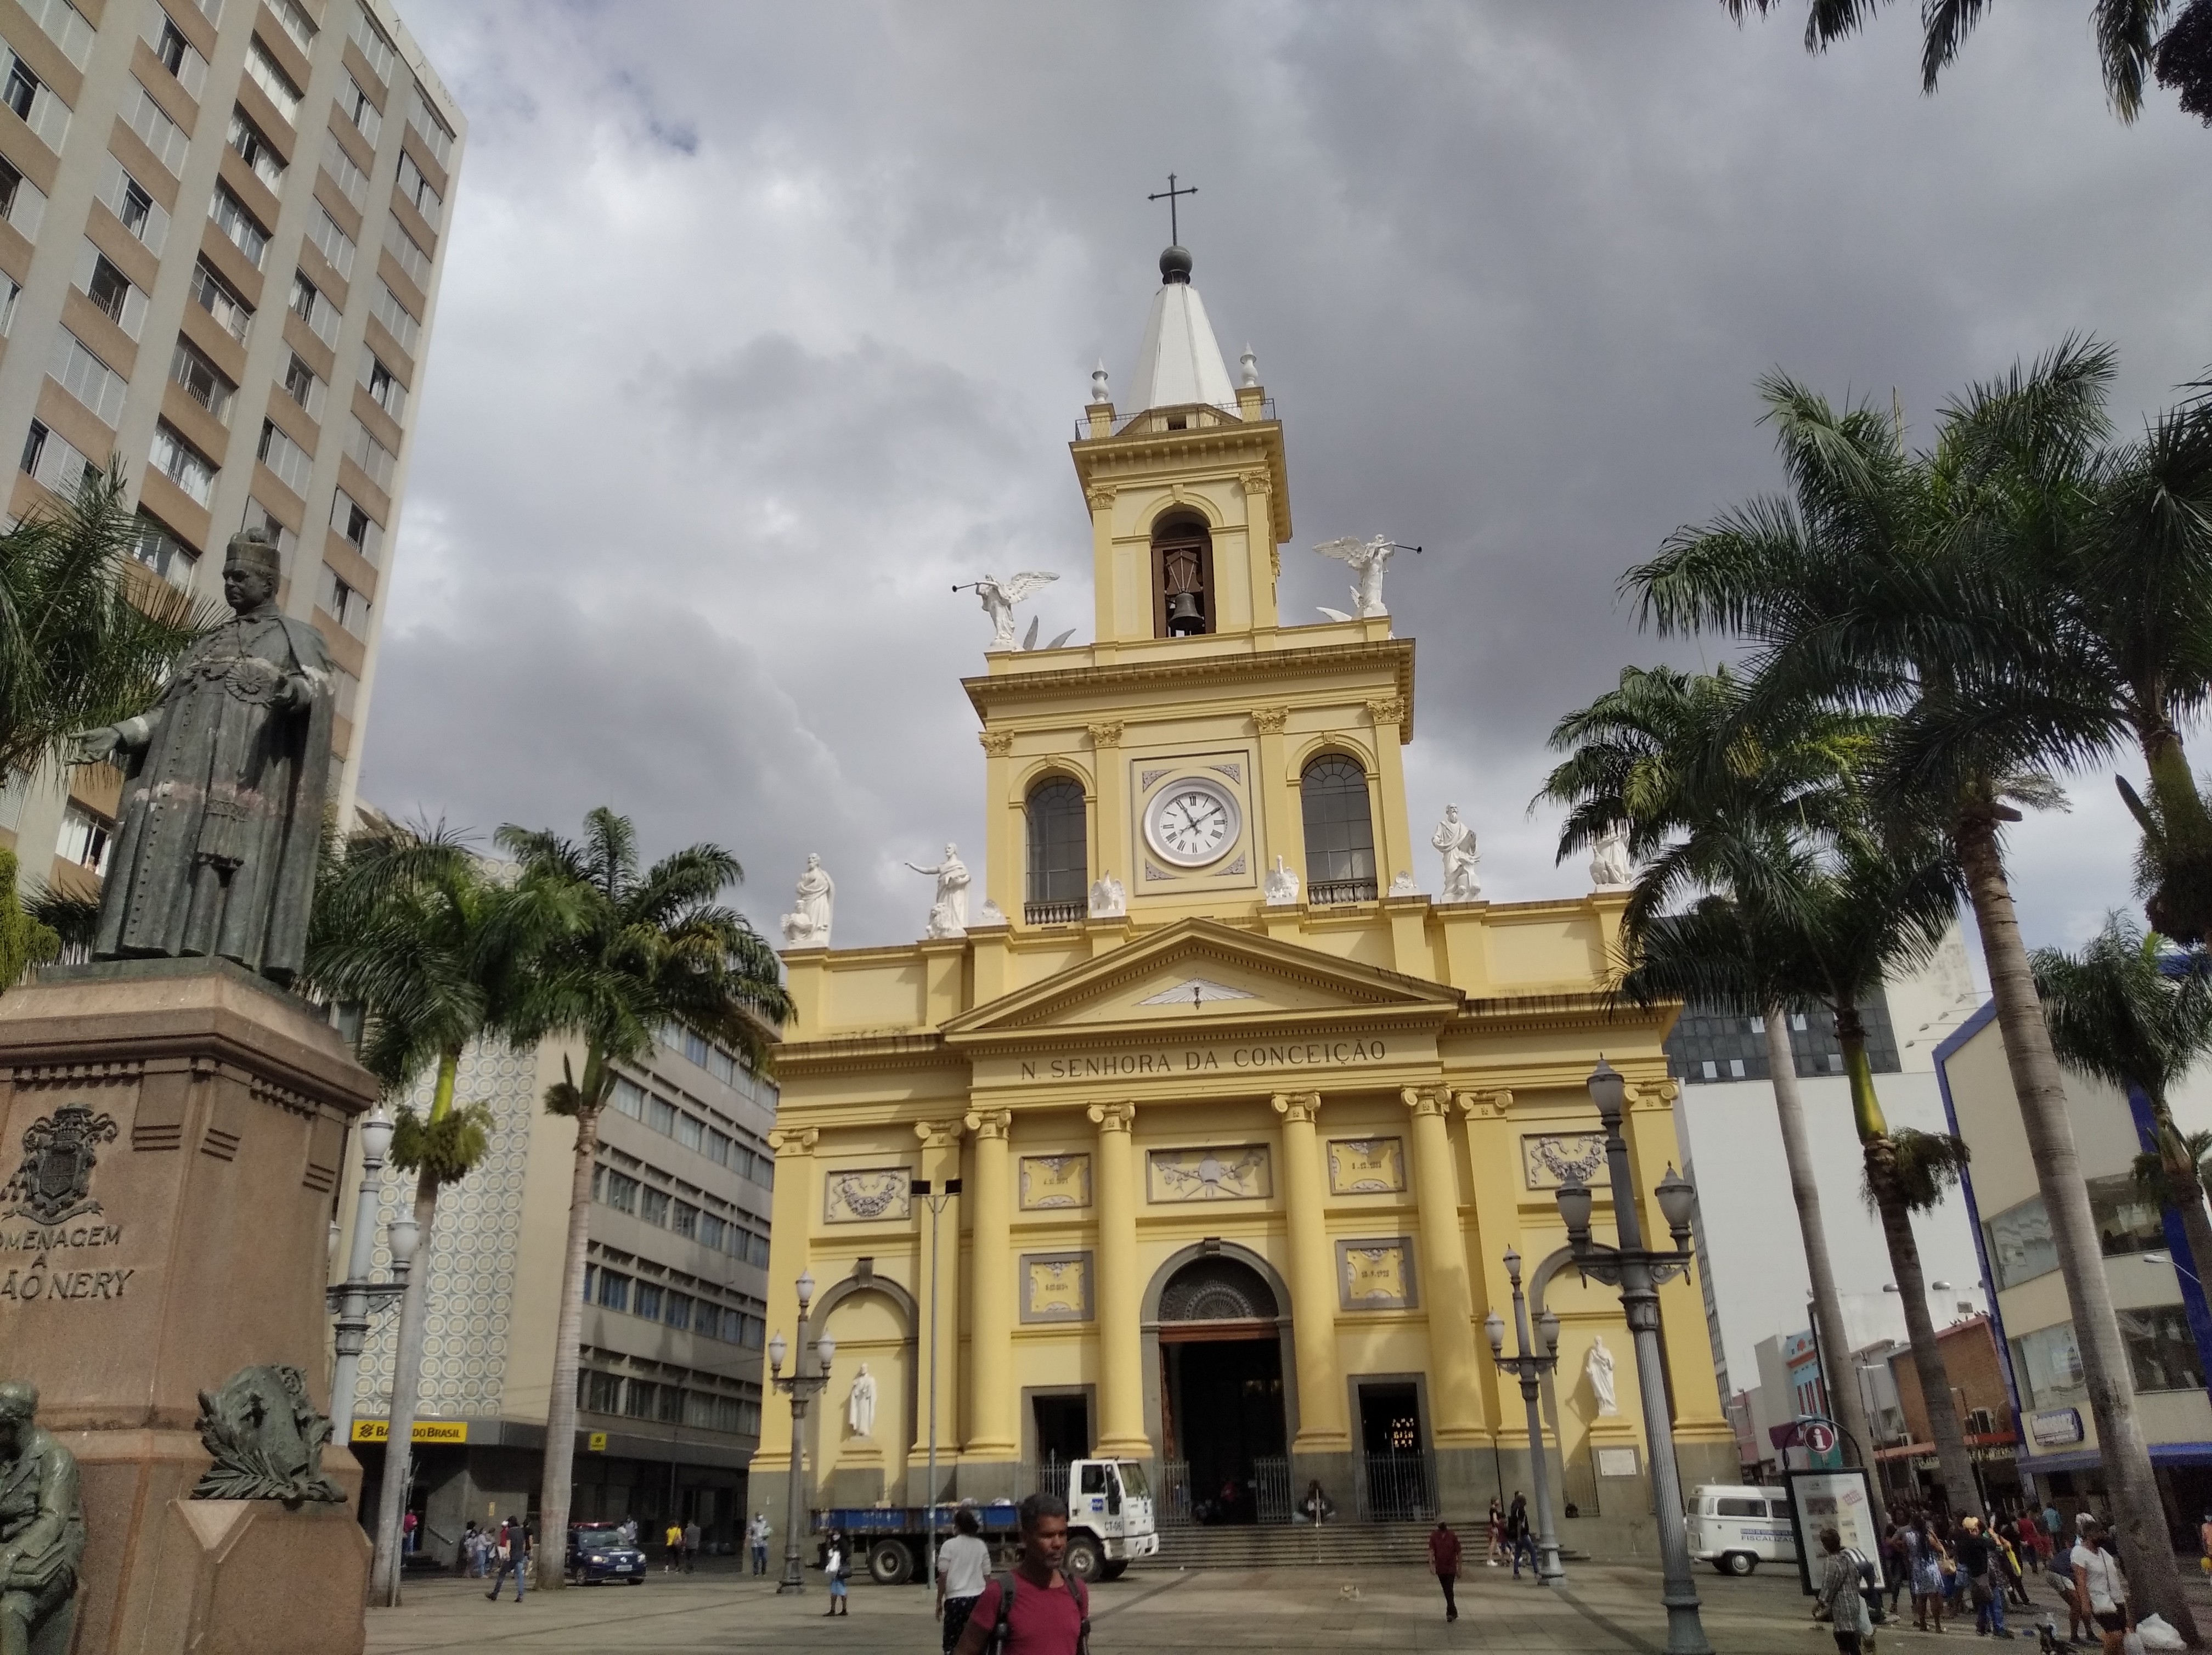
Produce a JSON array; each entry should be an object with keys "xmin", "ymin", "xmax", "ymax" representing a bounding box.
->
[{"xmin": 952, "ymin": 1493, "xmax": 1090, "ymax": 1655}]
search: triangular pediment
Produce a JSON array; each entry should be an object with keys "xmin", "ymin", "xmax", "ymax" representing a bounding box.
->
[{"xmin": 941, "ymin": 919, "xmax": 1460, "ymax": 1046}]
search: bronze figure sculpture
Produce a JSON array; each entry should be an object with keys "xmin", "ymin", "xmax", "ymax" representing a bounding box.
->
[{"xmin": 0, "ymin": 1381, "xmax": 85, "ymax": 1655}]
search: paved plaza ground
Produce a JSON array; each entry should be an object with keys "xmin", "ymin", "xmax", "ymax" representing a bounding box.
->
[{"xmin": 362, "ymin": 1553, "xmax": 2208, "ymax": 1654}]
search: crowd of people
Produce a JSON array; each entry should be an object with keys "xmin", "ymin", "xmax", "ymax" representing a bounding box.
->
[{"xmin": 1809, "ymin": 1498, "xmax": 2165, "ymax": 1653}]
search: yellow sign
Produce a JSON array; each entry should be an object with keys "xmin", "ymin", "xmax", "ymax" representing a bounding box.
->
[
  {"xmin": 588, "ymin": 1432, "xmax": 608, "ymax": 1453},
  {"xmin": 351, "ymin": 1419, "xmax": 467, "ymax": 1444}
]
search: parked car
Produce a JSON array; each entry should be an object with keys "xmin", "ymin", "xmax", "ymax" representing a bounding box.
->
[
  {"xmin": 567, "ymin": 1521, "xmax": 647, "ymax": 1584},
  {"xmin": 1686, "ymin": 1484, "xmax": 1798, "ymax": 1576}
]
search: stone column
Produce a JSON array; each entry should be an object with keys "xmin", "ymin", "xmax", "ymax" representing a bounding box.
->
[
  {"xmin": 1088, "ymin": 1101, "xmax": 1149, "ymax": 1457},
  {"xmin": 1272, "ymin": 1092, "xmax": 1350, "ymax": 1470},
  {"xmin": 910, "ymin": 1118, "xmax": 966, "ymax": 1505},
  {"xmin": 1367, "ymin": 697, "xmax": 1414, "ymax": 890},
  {"xmin": 962, "ymin": 1108, "xmax": 1018, "ymax": 1487},
  {"xmin": 1404, "ymin": 1085, "xmax": 1487, "ymax": 1516}
]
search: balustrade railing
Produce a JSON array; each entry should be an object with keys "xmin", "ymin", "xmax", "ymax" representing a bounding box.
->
[
  {"xmin": 1309, "ymin": 877, "xmax": 1378, "ymax": 906},
  {"xmin": 1024, "ymin": 899, "xmax": 1085, "ymax": 926}
]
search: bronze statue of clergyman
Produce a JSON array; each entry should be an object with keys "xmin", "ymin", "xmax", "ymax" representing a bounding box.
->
[
  {"xmin": 71, "ymin": 528, "xmax": 334, "ymax": 986},
  {"xmin": 0, "ymin": 1381, "xmax": 84, "ymax": 1655}
]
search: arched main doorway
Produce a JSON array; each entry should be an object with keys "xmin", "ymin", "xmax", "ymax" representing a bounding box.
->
[{"xmin": 1154, "ymin": 1255, "xmax": 1289, "ymax": 1523}]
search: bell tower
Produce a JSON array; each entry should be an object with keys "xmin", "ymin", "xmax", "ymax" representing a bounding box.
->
[{"xmin": 965, "ymin": 240, "xmax": 1414, "ymax": 930}]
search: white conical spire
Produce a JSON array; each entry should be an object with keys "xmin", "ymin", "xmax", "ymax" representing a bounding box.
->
[{"xmin": 1126, "ymin": 245, "xmax": 1238, "ymax": 415}]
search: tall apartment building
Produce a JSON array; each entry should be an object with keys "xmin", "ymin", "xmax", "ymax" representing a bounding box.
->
[
  {"xmin": 0, "ymin": 0, "xmax": 461, "ymax": 894},
  {"xmin": 343, "ymin": 1025, "xmax": 778, "ymax": 1559}
]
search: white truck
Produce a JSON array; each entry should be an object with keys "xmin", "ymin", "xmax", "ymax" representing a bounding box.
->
[{"xmin": 815, "ymin": 1457, "xmax": 1160, "ymax": 1584}]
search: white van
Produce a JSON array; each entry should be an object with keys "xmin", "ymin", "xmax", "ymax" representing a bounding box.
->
[{"xmin": 1686, "ymin": 1484, "xmax": 1798, "ymax": 1576}]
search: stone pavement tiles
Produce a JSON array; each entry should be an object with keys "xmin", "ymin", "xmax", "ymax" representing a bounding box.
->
[{"xmin": 362, "ymin": 1560, "xmax": 1903, "ymax": 1653}]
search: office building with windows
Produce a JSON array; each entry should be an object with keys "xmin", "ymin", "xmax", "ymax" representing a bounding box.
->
[
  {"xmin": 342, "ymin": 1023, "xmax": 778, "ymax": 1560},
  {"xmin": 0, "ymin": 0, "xmax": 461, "ymax": 897},
  {"xmin": 1938, "ymin": 1003, "xmax": 2212, "ymax": 1532}
]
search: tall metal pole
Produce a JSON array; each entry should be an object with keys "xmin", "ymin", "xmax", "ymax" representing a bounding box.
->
[
  {"xmin": 771, "ymin": 1272, "xmax": 832, "ymax": 1595},
  {"xmin": 915, "ymin": 1178, "xmax": 962, "ymax": 1593},
  {"xmin": 1510, "ymin": 1260, "xmax": 1565, "ymax": 1584}
]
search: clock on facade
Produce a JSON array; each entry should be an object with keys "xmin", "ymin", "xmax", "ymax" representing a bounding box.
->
[{"xmin": 1142, "ymin": 777, "xmax": 1242, "ymax": 868}]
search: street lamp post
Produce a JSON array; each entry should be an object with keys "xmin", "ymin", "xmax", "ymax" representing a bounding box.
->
[
  {"xmin": 1484, "ymin": 1247, "xmax": 1566, "ymax": 1585},
  {"xmin": 1554, "ymin": 1059, "xmax": 1712, "ymax": 1655},
  {"xmin": 913, "ymin": 1177, "xmax": 962, "ymax": 1592},
  {"xmin": 768, "ymin": 1270, "xmax": 836, "ymax": 1594},
  {"xmin": 325, "ymin": 1106, "xmax": 421, "ymax": 1445}
]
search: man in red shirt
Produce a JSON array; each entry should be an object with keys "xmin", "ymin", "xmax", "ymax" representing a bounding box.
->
[
  {"xmin": 953, "ymin": 1494, "xmax": 1089, "ymax": 1655},
  {"xmin": 1430, "ymin": 1519, "xmax": 1463, "ymax": 1622}
]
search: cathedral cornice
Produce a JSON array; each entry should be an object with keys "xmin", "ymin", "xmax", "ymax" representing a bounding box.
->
[
  {"xmin": 1070, "ymin": 415, "xmax": 1291, "ymax": 545},
  {"xmin": 963, "ymin": 636, "xmax": 1416, "ymax": 742}
]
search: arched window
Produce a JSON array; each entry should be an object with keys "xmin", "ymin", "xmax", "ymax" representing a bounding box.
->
[
  {"xmin": 1152, "ymin": 514, "xmax": 1213, "ymax": 638},
  {"xmin": 1301, "ymin": 755, "xmax": 1376, "ymax": 904},
  {"xmin": 1025, "ymin": 778, "xmax": 1087, "ymax": 924}
]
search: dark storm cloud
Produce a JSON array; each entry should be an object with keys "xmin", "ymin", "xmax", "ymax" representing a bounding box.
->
[{"xmin": 365, "ymin": 0, "xmax": 2212, "ymax": 949}]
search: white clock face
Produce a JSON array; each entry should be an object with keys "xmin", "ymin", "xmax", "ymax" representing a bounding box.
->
[{"xmin": 1144, "ymin": 779, "xmax": 1242, "ymax": 868}]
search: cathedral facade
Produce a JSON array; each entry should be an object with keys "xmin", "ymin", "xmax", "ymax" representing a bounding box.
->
[{"xmin": 751, "ymin": 246, "xmax": 1734, "ymax": 1540}]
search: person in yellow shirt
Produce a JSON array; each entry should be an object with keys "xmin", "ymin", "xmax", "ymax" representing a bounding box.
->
[{"xmin": 665, "ymin": 1521, "xmax": 685, "ymax": 1574}]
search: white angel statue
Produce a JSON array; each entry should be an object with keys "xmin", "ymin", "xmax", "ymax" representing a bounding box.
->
[
  {"xmin": 1312, "ymin": 536, "xmax": 1402, "ymax": 621},
  {"xmin": 964, "ymin": 571, "xmax": 1059, "ymax": 650}
]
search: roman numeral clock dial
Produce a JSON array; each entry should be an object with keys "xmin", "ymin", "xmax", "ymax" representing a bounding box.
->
[{"xmin": 1142, "ymin": 776, "xmax": 1243, "ymax": 869}]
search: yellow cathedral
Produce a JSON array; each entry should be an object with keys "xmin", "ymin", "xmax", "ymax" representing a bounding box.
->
[{"xmin": 752, "ymin": 242, "xmax": 1734, "ymax": 1547}]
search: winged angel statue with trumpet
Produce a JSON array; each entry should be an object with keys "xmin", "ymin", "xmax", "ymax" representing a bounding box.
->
[
  {"xmin": 1312, "ymin": 535, "xmax": 1413, "ymax": 621},
  {"xmin": 960, "ymin": 571, "xmax": 1069, "ymax": 651}
]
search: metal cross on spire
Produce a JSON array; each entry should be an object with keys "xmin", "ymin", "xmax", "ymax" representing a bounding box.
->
[{"xmin": 1148, "ymin": 172, "xmax": 1197, "ymax": 245}]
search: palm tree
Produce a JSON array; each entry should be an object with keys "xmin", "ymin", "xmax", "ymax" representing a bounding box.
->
[
  {"xmin": 0, "ymin": 465, "xmax": 205, "ymax": 786},
  {"xmin": 2034, "ymin": 914, "xmax": 2212, "ymax": 1318},
  {"xmin": 1537, "ymin": 665, "xmax": 1902, "ymax": 1506},
  {"xmin": 1626, "ymin": 350, "xmax": 2198, "ymax": 1640},
  {"xmin": 1720, "ymin": 0, "xmax": 2212, "ymax": 124},
  {"xmin": 495, "ymin": 808, "xmax": 791, "ymax": 1590},
  {"xmin": 303, "ymin": 823, "xmax": 557, "ymax": 1606}
]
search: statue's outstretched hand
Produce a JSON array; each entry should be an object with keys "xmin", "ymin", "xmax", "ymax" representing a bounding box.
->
[{"xmin": 69, "ymin": 727, "xmax": 120, "ymax": 764}]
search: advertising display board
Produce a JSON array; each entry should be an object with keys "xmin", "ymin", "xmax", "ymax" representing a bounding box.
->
[{"xmin": 1786, "ymin": 1467, "xmax": 1885, "ymax": 1595}]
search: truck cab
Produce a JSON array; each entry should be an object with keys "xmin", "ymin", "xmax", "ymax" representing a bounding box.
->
[{"xmin": 1063, "ymin": 1457, "xmax": 1159, "ymax": 1581}]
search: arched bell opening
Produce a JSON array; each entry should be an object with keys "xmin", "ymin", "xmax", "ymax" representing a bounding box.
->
[{"xmin": 1151, "ymin": 513, "xmax": 1214, "ymax": 637}]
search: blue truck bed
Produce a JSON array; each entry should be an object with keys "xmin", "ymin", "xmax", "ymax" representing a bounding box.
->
[{"xmin": 811, "ymin": 1505, "xmax": 1024, "ymax": 1536}]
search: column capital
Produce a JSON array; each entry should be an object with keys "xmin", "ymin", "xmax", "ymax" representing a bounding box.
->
[
  {"xmin": 1627, "ymin": 1078, "xmax": 1680, "ymax": 1110},
  {"xmin": 767, "ymin": 1125, "xmax": 819, "ymax": 1156},
  {"xmin": 915, "ymin": 1118, "xmax": 966, "ymax": 1151},
  {"xmin": 1086, "ymin": 1102, "xmax": 1137, "ymax": 1134},
  {"xmin": 978, "ymin": 729, "xmax": 1014, "ymax": 757},
  {"xmin": 1401, "ymin": 1086, "xmax": 1450, "ymax": 1119},
  {"xmin": 1270, "ymin": 1090, "xmax": 1322, "ymax": 1125},
  {"xmin": 1087, "ymin": 722, "xmax": 1125, "ymax": 750},
  {"xmin": 1366, "ymin": 696, "xmax": 1408, "ymax": 728},
  {"xmin": 963, "ymin": 1109, "xmax": 1013, "ymax": 1140},
  {"xmin": 1250, "ymin": 706, "xmax": 1289, "ymax": 734},
  {"xmin": 1454, "ymin": 1089, "xmax": 1513, "ymax": 1119}
]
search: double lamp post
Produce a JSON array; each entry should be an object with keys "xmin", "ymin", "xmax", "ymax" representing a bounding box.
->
[
  {"xmin": 325, "ymin": 1105, "xmax": 422, "ymax": 1446},
  {"xmin": 767, "ymin": 1269, "xmax": 836, "ymax": 1594},
  {"xmin": 1554, "ymin": 1057, "xmax": 1711, "ymax": 1655}
]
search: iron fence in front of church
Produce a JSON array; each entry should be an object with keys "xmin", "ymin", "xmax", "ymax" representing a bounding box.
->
[{"xmin": 1354, "ymin": 1451, "xmax": 1436, "ymax": 1524}]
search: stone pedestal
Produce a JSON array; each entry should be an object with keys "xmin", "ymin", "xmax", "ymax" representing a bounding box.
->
[
  {"xmin": 0, "ymin": 960, "xmax": 377, "ymax": 1655},
  {"xmin": 829, "ymin": 1437, "xmax": 886, "ymax": 1508}
]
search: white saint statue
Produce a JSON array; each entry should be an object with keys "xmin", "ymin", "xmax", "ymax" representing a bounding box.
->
[
  {"xmin": 1088, "ymin": 870, "xmax": 1126, "ymax": 919},
  {"xmin": 965, "ymin": 571, "xmax": 1059, "ymax": 650},
  {"xmin": 1432, "ymin": 806, "xmax": 1482, "ymax": 903},
  {"xmin": 779, "ymin": 853, "xmax": 834, "ymax": 947},
  {"xmin": 1590, "ymin": 823, "xmax": 1634, "ymax": 890},
  {"xmin": 1263, "ymin": 856, "xmax": 1300, "ymax": 907},
  {"xmin": 846, "ymin": 1363, "xmax": 877, "ymax": 1438},
  {"xmin": 1312, "ymin": 535, "xmax": 1402, "ymax": 620},
  {"xmin": 1586, "ymin": 1335, "xmax": 1619, "ymax": 1416},
  {"xmin": 906, "ymin": 843, "xmax": 970, "ymax": 938}
]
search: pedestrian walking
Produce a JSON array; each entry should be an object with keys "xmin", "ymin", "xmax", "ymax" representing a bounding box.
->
[
  {"xmin": 749, "ymin": 1511, "xmax": 771, "ymax": 1576},
  {"xmin": 1956, "ymin": 1516, "xmax": 2012, "ymax": 1639},
  {"xmin": 2070, "ymin": 1521, "xmax": 2132, "ymax": 1655},
  {"xmin": 822, "ymin": 1528, "xmax": 850, "ymax": 1617},
  {"xmin": 1881, "ymin": 1521, "xmax": 1909, "ymax": 1615},
  {"xmin": 1485, "ymin": 1495, "xmax": 1504, "ymax": 1567},
  {"xmin": 664, "ymin": 1520, "xmax": 684, "ymax": 1574},
  {"xmin": 1506, "ymin": 1490, "xmax": 1536, "ymax": 1578},
  {"xmin": 486, "ymin": 1518, "xmax": 528, "ymax": 1602},
  {"xmin": 1907, "ymin": 1515, "xmax": 1948, "ymax": 1633},
  {"xmin": 683, "ymin": 1519, "xmax": 701, "ymax": 1573},
  {"xmin": 1428, "ymin": 1519, "xmax": 1462, "ymax": 1622},
  {"xmin": 937, "ymin": 1507, "xmax": 993, "ymax": 1654},
  {"xmin": 1816, "ymin": 1528, "xmax": 1874, "ymax": 1654},
  {"xmin": 951, "ymin": 1493, "xmax": 1090, "ymax": 1655}
]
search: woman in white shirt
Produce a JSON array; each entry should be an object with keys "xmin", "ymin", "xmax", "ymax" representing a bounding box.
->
[{"xmin": 2070, "ymin": 1522, "xmax": 2131, "ymax": 1654}]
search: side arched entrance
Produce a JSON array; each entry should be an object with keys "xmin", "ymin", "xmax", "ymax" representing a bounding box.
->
[{"xmin": 1142, "ymin": 1246, "xmax": 1296, "ymax": 1524}]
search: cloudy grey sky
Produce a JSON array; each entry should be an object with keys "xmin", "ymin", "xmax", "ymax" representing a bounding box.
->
[{"xmin": 363, "ymin": 1, "xmax": 2212, "ymax": 954}]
